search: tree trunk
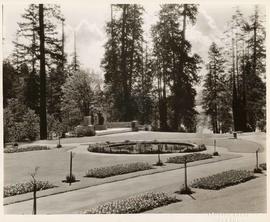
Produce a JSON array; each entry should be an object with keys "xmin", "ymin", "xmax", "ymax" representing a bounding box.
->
[
  {"xmin": 61, "ymin": 18, "xmax": 65, "ymax": 71},
  {"xmin": 120, "ymin": 5, "xmax": 129, "ymax": 121},
  {"xmin": 253, "ymin": 8, "xmax": 257, "ymax": 77},
  {"xmin": 242, "ymin": 43, "xmax": 247, "ymax": 131},
  {"xmin": 173, "ymin": 4, "xmax": 187, "ymax": 132},
  {"xmin": 232, "ymin": 36, "xmax": 238, "ymax": 131},
  {"xmin": 39, "ymin": 4, "xmax": 47, "ymax": 140}
]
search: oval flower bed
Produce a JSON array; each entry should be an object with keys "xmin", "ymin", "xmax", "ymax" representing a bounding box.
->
[
  {"xmin": 4, "ymin": 181, "xmax": 56, "ymax": 197},
  {"xmin": 4, "ymin": 145, "xmax": 50, "ymax": 153},
  {"xmin": 85, "ymin": 162, "xmax": 153, "ymax": 178},
  {"xmin": 166, "ymin": 153, "xmax": 212, "ymax": 164},
  {"xmin": 84, "ymin": 192, "xmax": 179, "ymax": 214},
  {"xmin": 191, "ymin": 170, "xmax": 255, "ymax": 190},
  {"xmin": 88, "ymin": 141, "xmax": 206, "ymax": 154}
]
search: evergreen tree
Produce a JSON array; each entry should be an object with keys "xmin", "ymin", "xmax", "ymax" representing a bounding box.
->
[
  {"xmin": 134, "ymin": 44, "xmax": 154, "ymax": 124},
  {"xmin": 152, "ymin": 4, "xmax": 201, "ymax": 132},
  {"xmin": 224, "ymin": 6, "xmax": 266, "ymax": 132},
  {"xmin": 3, "ymin": 60, "xmax": 18, "ymax": 107},
  {"xmin": 102, "ymin": 4, "xmax": 144, "ymax": 121},
  {"xmin": 244, "ymin": 6, "xmax": 266, "ymax": 131},
  {"xmin": 11, "ymin": 4, "xmax": 65, "ymax": 139},
  {"xmin": 202, "ymin": 43, "xmax": 232, "ymax": 133}
]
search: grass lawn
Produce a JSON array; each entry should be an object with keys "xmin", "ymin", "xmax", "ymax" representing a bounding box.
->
[
  {"xmin": 4, "ymin": 147, "xmax": 162, "ymax": 186},
  {"xmin": 147, "ymin": 174, "xmax": 267, "ymax": 213},
  {"xmin": 4, "ymin": 132, "xmax": 265, "ymax": 193}
]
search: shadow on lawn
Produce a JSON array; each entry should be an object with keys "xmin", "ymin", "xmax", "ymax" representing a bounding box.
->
[{"xmin": 175, "ymin": 190, "xmax": 196, "ymax": 200}]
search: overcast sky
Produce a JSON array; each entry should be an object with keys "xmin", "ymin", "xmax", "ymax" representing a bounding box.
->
[{"xmin": 2, "ymin": 2, "xmax": 265, "ymax": 77}]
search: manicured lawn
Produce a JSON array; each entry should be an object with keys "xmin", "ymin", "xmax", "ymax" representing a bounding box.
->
[
  {"xmin": 4, "ymin": 148, "xmax": 167, "ymax": 186},
  {"xmin": 4, "ymin": 132, "xmax": 265, "ymax": 188}
]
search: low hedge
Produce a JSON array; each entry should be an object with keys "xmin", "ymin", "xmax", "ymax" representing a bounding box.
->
[
  {"xmin": 85, "ymin": 162, "xmax": 153, "ymax": 178},
  {"xmin": 166, "ymin": 153, "xmax": 212, "ymax": 164},
  {"xmin": 191, "ymin": 170, "xmax": 255, "ymax": 190},
  {"xmin": 84, "ymin": 192, "xmax": 179, "ymax": 214},
  {"xmin": 4, "ymin": 181, "xmax": 56, "ymax": 197},
  {"xmin": 4, "ymin": 145, "xmax": 50, "ymax": 153}
]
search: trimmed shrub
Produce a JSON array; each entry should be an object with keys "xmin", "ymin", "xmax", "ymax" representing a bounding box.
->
[
  {"xmin": 75, "ymin": 125, "xmax": 95, "ymax": 137},
  {"xmin": 4, "ymin": 99, "xmax": 39, "ymax": 143},
  {"xmin": 65, "ymin": 174, "xmax": 76, "ymax": 183},
  {"xmin": 155, "ymin": 161, "xmax": 164, "ymax": 166},
  {"xmin": 259, "ymin": 163, "xmax": 266, "ymax": 171},
  {"xmin": 179, "ymin": 185, "xmax": 193, "ymax": 194},
  {"xmin": 85, "ymin": 162, "xmax": 153, "ymax": 178},
  {"xmin": 254, "ymin": 168, "xmax": 263, "ymax": 174},
  {"xmin": 191, "ymin": 170, "xmax": 255, "ymax": 190},
  {"xmin": 4, "ymin": 145, "xmax": 50, "ymax": 153},
  {"xmin": 167, "ymin": 153, "xmax": 212, "ymax": 164},
  {"xmin": 213, "ymin": 151, "xmax": 219, "ymax": 156},
  {"xmin": 4, "ymin": 181, "xmax": 56, "ymax": 197},
  {"xmin": 84, "ymin": 192, "xmax": 179, "ymax": 214}
]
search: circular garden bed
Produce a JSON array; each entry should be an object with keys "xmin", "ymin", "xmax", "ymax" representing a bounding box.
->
[{"xmin": 88, "ymin": 141, "xmax": 206, "ymax": 154}]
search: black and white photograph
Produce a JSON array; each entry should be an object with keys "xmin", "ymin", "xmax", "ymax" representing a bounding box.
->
[{"xmin": 0, "ymin": 0, "xmax": 268, "ymax": 218}]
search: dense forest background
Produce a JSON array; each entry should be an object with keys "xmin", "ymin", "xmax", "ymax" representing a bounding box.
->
[{"xmin": 3, "ymin": 4, "xmax": 266, "ymax": 143}]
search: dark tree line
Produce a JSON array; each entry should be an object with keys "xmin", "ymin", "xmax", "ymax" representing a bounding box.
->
[
  {"xmin": 103, "ymin": 4, "xmax": 201, "ymax": 132},
  {"xmin": 4, "ymin": 4, "xmax": 105, "ymax": 143},
  {"xmin": 103, "ymin": 4, "xmax": 146, "ymax": 122},
  {"xmin": 3, "ymin": 4, "xmax": 266, "ymax": 143},
  {"xmin": 202, "ymin": 43, "xmax": 232, "ymax": 133},
  {"xmin": 3, "ymin": 4, "xmax": 67, "ymax": 142},
  {"xmin": 151, "ymin": 4, "xmax": 201, "ymax": 132},
  {"xmin": 202, "ymin": 6, "xmax": 266, "ymax": 133}
]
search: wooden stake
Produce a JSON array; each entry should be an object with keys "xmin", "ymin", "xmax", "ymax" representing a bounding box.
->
[
  {"xmin": 33, "ymin": 182, "xmax": 37, "ymax": 214},
  {"xmin": 69, "ymin": 151, "xmax": 73, "ymax": 186},
  {"xmin": 256, "ymin": 149, "xmax": 259, "ymax": 169},
  {"xmin": 184, "ymin": 156, "xmax": 187, "ymax": 191}
]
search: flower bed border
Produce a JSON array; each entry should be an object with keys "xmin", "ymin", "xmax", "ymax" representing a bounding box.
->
[
  {"xmin": 88, "ymin": 141, "xmax": 206, "ymax": 154},
  {"xmin": 191, "ymin": 170, "xmax": 255, "ymax": 190},
  {"xmin": 84, "ymin": 192, "xmax": 180, "ymax": 214},
  {"xmin": 166, "ymin": 153, "xmax": 212, "ymax": 164},
  {"xmin": 85, "ymin": 162, "xmax": 154, "ymax": 178},
  {"xmin": 4, "ymin": 181, "xmax": 56, "ymax": 197}
]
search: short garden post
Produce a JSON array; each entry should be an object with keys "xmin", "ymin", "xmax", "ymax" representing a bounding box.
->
[
  {"xmin": 256, "ymin": 149, "xmax": 259, "ymax": 169},
  {"xmin": 184, "ymin": 156, "xmax": 188, "ymax": 191},
  {"xmin": 33, "ymin": 182, "xmax": 37, "ymax": 215},
  {"xmin": 69, "ymin": 151, "xmax": 73, "ymax": 186},
  {"xmin": 214, "ymin": 139, "xmax": 216, "ymax": 153},
  {"xmin": 158, "ymin": 144, "xmax": 161, "ymax": 163},
  {"xmin": 58, "ymin": 135, "xmax": 61, "ymax": 147},
  {"xmin": 30, "ymin": 166, "xmax": 39, "ymax": 214}
]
